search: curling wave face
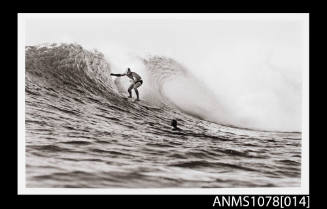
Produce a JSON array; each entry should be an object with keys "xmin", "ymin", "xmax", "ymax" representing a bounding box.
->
[{"xmin": 25, "ymin": 43, "xmax": 301, "ymax": 188}]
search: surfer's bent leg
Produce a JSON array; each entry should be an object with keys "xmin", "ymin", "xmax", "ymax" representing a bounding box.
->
[
  {"xmin": 128, "ymin": 84, "xmax": 133, "ymax": 98},
  {"xmin": 133, "ymin": 81, "xmax": 142, "ymax": 100},
  {"xmin": 134, "ymin": 88, "xmax": 139, "ymax": 100}
]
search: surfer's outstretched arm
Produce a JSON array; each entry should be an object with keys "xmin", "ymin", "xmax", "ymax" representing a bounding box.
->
[{"xmin": 110, "ymin": 73, "xmax": 126, "ymax": 77}]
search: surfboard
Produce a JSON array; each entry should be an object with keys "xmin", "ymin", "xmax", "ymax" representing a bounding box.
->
[{"xmin": 123, "ymin": 97, "xmax": 160, "ymax": 110}]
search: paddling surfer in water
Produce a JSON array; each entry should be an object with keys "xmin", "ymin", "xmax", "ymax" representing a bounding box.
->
[
  {"xmin": 110, "ymin": 68, "xmax": 143, "ymax": 101},
  {"xmin": 171, "ymin": 119, "xmax": 182, "ymax": 131}
]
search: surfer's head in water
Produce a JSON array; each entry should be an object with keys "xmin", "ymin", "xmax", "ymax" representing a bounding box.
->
[
  {"xmin": 110, "ymin": 68, "xmax": 143, "ymax": 101},
  {"xmin": 171, "ymin": 119, "xmax": 181, "ymax": 131}
]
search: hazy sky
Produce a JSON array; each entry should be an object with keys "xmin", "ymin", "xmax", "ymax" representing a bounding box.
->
[{"xmin": 23, "ymin": 14, "xmax": 308, "ymax": 131}]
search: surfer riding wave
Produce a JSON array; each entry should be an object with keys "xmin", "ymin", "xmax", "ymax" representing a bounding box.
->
[{"xmin": 110, "ymin": 68, "xmax": 143, "ymax": 101}]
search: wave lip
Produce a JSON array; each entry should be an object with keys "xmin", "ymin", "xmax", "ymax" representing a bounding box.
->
[{"xmin": 25, "ymin": 43, "xmax": 118, "ymax": 97}]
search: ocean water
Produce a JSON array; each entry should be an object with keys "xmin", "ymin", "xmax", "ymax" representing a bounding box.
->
[{"xmin": 25, "ymin": 43, "xmax": 301, "ymax": 188}]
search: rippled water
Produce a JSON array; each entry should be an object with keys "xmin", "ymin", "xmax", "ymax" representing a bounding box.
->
[
  {"xmin": 25, "ymin": 44, "xmax": 301, "ymax": 188},
  {"xmin": 25, "ymin": 85, "xmax": 301, "ymax": 188}
]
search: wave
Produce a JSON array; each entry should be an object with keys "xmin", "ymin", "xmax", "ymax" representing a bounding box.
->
[
  {"xmin": 26, "ymin": 43, "xmax": 115, "ymax": 94},
  {"xmin": 25, "ymin": 43, "xmax": 299, "ymax": 132},
  {"xmin": 25, "ymin": 43, "xmax": 227, "ymax": 126}
]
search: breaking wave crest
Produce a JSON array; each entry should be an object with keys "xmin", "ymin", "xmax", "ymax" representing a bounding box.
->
[{"xmin": 26, "ymin": 43, "xmax": 234, "ymax": 128}]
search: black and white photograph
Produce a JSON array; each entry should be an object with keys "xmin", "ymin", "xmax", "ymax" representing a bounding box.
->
[{"xmin": 18, "ymin": 13, "xmax": 309, "ymax": 194}]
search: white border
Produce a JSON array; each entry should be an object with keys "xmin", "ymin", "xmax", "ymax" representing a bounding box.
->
[
  {"xmin": 301, "ymin": 13, "xmax": 310, "ymax": 195},
  {"xmin": 18, "ymin": 13, "xmax": 309, "ymax": 195},
  {"xmin": 18, "ymin": 13, "xmax": 26, "ymax": 194},
  {"xmin": 20, "ymin": 13, "xmax": 307, "ymax": 21}
]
